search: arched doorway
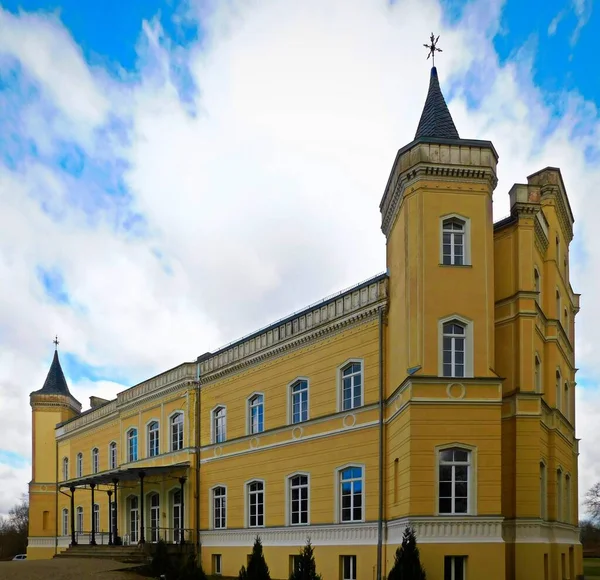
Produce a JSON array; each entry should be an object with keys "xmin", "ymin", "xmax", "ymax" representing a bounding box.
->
[
  {"xmin": 149, "ymin": 493, "xmax": 160, "ymax": 543},
  {"xmin": 128, "ymin": 496, "xmax": 139, "ymax": 544}
]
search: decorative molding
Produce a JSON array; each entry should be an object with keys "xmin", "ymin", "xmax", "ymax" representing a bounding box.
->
[
  {"xmin": 502, "ymin": 519, "xmax": 580, "ymax": 544},
  {"xmin": 389, "ymin": 516, "xmax": 503, "ymax": 544}
]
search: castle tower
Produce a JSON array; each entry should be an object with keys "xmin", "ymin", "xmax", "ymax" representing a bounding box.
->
[
  {"xmin": 381, "ymin": 65, "xmax": 506, "ymax": 577},
  {"xmin": 28, "ymin": 343, "xmax": 81, "ymax": 558}
]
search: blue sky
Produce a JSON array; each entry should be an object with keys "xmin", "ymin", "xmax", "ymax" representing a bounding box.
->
[{"xmin": 0, "ymin": 0, "xmax": 599, "ymax": 516}]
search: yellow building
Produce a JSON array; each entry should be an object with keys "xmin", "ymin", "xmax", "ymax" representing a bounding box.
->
[{"xmin": 27, "ymin": 65, "xmax": 582, "ymax": 580}]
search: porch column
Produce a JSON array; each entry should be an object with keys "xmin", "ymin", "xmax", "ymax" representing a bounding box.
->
[
  {"xmin": 112, "ymin": 478, "xmax": 119, "ymax": 542},
  {"xmin": 106, "ymin": 490, "xmax": 113, "ymax": 545},
  {"xmin": 69, "ymin": 486, "xmax": 77, "ymax": 546},
  {"xmin": 90, "ymin": 483, "xmax": 97, "ymax": 545},
  {"xmin": 139, "ymin": 471, "xmax": 146, "ymax": 544},
  {"xmin": 179, "ymin": 476, "xmax": 186, "ymax": 545}
]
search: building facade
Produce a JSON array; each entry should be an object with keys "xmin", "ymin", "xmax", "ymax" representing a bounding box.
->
[{"xmin": 28, "ymin": 66, "xmax": 582, "ymax": 580}]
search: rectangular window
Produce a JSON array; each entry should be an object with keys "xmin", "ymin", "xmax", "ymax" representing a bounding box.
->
[
  {"xmin": 213, "ymin": 487, "xmax": 226, "ymax": 529},
  {"xmin": 171, "ymin": 413, "xmax": 184, "ymax": 451},
  {"xmin": 76, "ymin": 507, "xmax": 83, "ymax": 533},
  {"xmin": 93, "ymin": 504, "xmax": 100, "ymax": 534},
  {"xmin": 290, "ymin": 555, "xmax": 302, "ymax": 575},
  {"xmin": 439, "ymin": 448, "xmax": 470, "ymax": 515},
  {"xmin": 128, "ymin": 430, "xmax": 138, "ymax": 462},
  {"xmin": 442, "ymin": 218, "xmax": 465, "ymax": 266},
  {"xmin": 62, "ymin": 509, "xmax": 69, "ymax": 536},
  {"xmin": 248, "ymin": 481, "xmax": 264, "ymax": 527},
  {"xmin": 148, "ymin": 422, "xmax": 159, "ymax": 457},
  {"xmin": 110, "ymin": 443, "xmax": 117, "ymax": 469},
  {"xmin": 340, "ymin": 467, "xmax": 363, "ymax": 522},
  {"xmin": 341, "ymin": 555, "xmax": 357, "ymax": 580},
  {"xmin": 342, "ymin": 363, "xmax": 363, "ymax": 410},
  {"xmin": 291, "ymin": 380, "xmax": 309, "ymax": 423},
  {"xmin": 444, "ymin": 556, "xmax": 466, "ymax": 580},
  {"xmin": 442, "ymin": 321, "xmax": 466, "ymax": 378},
  {"xmin": 213, "ymin": 554, "xmax": 222, "ymax": 575},
  {"xmin": 249, "ymin": 395, "xmax": 264, "ymax": 434},
  {"xmin": 92, "ymin": 449, "xmax": 99, "ymax": 474},
  {"xmin": 289, "ymin": 475, "xmax": 309, "ymax": 525},
  {"xmin": 76, "ymin": 454, "xmax": 83, "ymax": 478},
  {"xmin": 213, "ymin": 408, "xmax": 226, "ymax": 443}
]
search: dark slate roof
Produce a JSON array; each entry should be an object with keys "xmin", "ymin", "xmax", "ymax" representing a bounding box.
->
[
  {"xmin": 415, "ymin": 67, "xmax": 460, "ymax": 140},
  {"xmin": 33, "ymin": 350, "xmax": 72, "ymax": 396}
]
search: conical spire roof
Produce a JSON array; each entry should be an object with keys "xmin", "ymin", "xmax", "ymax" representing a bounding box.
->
[
  {"xmin": 415, "ymin": 67, "xmax": 459, "ymax": 140},
  {"xmin": 33, "ymin": 350, "xmax": 72, "ymax": 396}
]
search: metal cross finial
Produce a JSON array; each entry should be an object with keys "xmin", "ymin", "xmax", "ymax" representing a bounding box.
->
[
  {"xmin": 423, "ymin": 32, "xmax": 442, "ymax": 67},
  {"xmin": 53, "ymin": 335, "xmax": 59, "ymax": 351}
]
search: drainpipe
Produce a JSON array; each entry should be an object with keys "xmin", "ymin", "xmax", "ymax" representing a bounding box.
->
[
  {"xmin": 195, "ymin": 359, "xmax": 202, "ymax": 556},
  {"xmin": 376, "ymin": 306, "xmax": 385, "ymax": 580},
  {"xmin": 55, "ymin": 439, "xmax": 59, "ymax": 556}
]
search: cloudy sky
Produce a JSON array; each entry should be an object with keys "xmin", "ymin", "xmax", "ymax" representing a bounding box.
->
[{"xmin": 0, "ymin": 0, "xmax": 598, "ymax": 519}]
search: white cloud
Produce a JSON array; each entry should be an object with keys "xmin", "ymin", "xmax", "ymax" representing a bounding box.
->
[{"xmin": 0, "ymin": 0, "xmax": 599, "ymax": 519}]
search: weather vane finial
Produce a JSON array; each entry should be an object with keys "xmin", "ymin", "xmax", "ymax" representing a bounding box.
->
[
  {"xmin": 423, "ymin": 33, "xmax": 442, "ymax": 67},
  {"xmin": 53, "ymin": 335, "xmax": 59, "ymax": 351}
]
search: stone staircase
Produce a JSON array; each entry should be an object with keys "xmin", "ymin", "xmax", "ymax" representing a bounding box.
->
[{"xmin": 54, "ymin": 544, "xmax": 150, "ymax": 564}]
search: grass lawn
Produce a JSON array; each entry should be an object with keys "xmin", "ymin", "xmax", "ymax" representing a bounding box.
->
[{"xmin": 585, "ymin": 558, "xmax": 600, "ymax": 578}]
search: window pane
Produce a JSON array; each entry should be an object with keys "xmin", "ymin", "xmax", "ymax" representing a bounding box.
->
[
  {"xmin": 439, "ymin": 466, "xmax": 453, "ymax": 480},
  {"xmin": 454, "ymin": 498, "xmax": 468, "ymax": 513},
  {"xmin": 455, "ymin": 466, "xmax": 468, "ymax": 481},
  {"xmin": 440, "ymin": 449, "xmax": 454, "ymax": 462},
  {"xmin": 455, "ymin": 482, "xmax": 468, "ymax": 497},
  {"xmin": 439, "ymin": 498, "xmax": 452, "ymax": 514},
  {"xmin": 439, "ymin": 482, "xmax": 452, "ymax": 497}
]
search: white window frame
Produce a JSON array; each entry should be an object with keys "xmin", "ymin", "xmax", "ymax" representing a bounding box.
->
[
  {"xmin": 337, "ymin": 359, "xmax": 364, "ymax": 412},
  {"xmin": 245, "ymin": 479, "xmax": 265, "ymax": 528},
  {"xmin": 213, "ymin": 554, "xmax": 222, "ymax": 576},
  {"xmin": 62, "ymin": 508, "xmax": 69, "ymax": 536},
  {"xmin": 169, "ymin": 411, "xmax": 185, "ymax": 452},
  {"xmin": 534, "ymin": 354, "xmax": 542, "ymax": 393},
  {"xmin": 557, "ymin": 468, "xmax": 563, "ymax": 521},
  {"xmin": 211, "ymin": 406, "xmax": 227, "ymax": 444},
  {"xmin": 109, "ymin": 441, "xmax": 117, "ymax": 470},
  {"xmin": 556, "ymin": 369, "xmax": 562, "ymax": 412},
  {"xmin": 440, "ymin": 214, "xmax": 471, "ymax": 266},
  {"xmin": 540, "ymin": 460, "xmax": 548, "ymax": 519},
  {"xmin": 76, "ymin": 506, "xmax": 83, "ymax": 533},
  {"xmin": 286, "ymin": 472, "xmax": 310, "ymax": 526},
  {"xmin": 438, "ymin": 315, "xmax": 474, "ymax": 378},
  {"xmin": 288, "ymin": 377, "xmax": 310, "ymax": 425},
  {"xmin": 211, "ymin": 485, "xmax": 227, "ymax": 530},
  {"xmin": 534, "ymin": 267, "xmax": 541, "ymax": 304},
  {"xmin": 76, "ymin": 452, "xmax": 83, "ymax": 478},
  {"xmin": 93, "ymin": 503, "xmax": 100, "ymax": 534},
  {"xmin": 147, "ymin": 419, "xmax": 160, "ymax": 457},
  {"xmin": 341, "ymin": 555, "xmax": 357, "ymax": 580},
  {"xmin": 435, "ymin": 443, "xmax": 477, "ymax": 516},
  {"xmin": 127, "ymin": 428, "xmax": 138, "ymax": 463},
  {"xmin": 91, "ymin": 448, "xmax": 99, "ymax": 474},
  {"xmin": 247, "ymin": 392, "xmax": 265, "ymax": 435},
  {"xmin": 62, "ymin": 457, "xmax": 69, "ymax": 481},
  {"xmin": 335, "ymin": 463, "xmax": 365, "ymax": 524},
  {"xmin": 444, "ymin": 556, "xmax": 467, "ymax": 580},
  {"xmin": 565, "ymin": 473, "xmax": 571, "ymax": 523}
]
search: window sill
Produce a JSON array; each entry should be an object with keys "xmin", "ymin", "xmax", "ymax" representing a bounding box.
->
[{"xmin": 439, "ymin": 263, "xmax": 472, "ymax": 268}]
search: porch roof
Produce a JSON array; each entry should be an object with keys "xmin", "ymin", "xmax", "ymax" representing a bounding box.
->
[{"xmin": 59, "ymin": 461, "xmax": 190, "ymax": 488}]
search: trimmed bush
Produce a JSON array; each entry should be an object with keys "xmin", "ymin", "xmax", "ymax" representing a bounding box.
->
[{"xmin": 387, "ymin": 526, "xmax": 427, "ymax": 580}]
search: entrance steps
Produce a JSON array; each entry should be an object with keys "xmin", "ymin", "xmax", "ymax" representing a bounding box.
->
[{"xmin": 54, "ymin": 544, "xmax": 150, "ymax": 564}]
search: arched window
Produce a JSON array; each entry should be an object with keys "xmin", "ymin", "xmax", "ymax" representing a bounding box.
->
[
  {"xmin": 247, "ymin": 481, "xmax": 264, "ymax": 527},
  {"xmin": 92, "ymin": 448, "xmax": 99, "ymax": 474},
  {"xmin": 564, "ymin": 382, "xmax": 570, "ymax": 422},
  {"xmin": 62, "ymin": 508, "xmax": 69, "ymax": 536},
  {"xmin": 557, "ymin": 469, "xmax": 563, "ymax": 521},
  {"xmin": 534, "ymin": 355, "xmax": 542, "ymax": 393},
  {"xmin": 76, "ymin": 453, "xmax": 83, "ymax": 478},
  {"xmin": 438, "ymin": 448, "xmax": 470, "ymax": 515},
  {"xmin": 442, "ymin": 217, "xmax": 466, "ymax": 266},
  {"xmin": 540, "ymin": 462, "xmax": 547, "ymax": 519},
  {"xmin": 93, "ymin": 503, "xmax": 100, "ymax": 534},
  {"xmin": 109, "ymin": 442, "xmax": 117, "ymax": 469},
  {"xmin": 442, "ymin": 321, "xmax": 466, "ymax": 378},
  {"xmin": 565, "ymin": 474, "xmax": 572, "ymax": 523},
  {"xmin": 556, "ymin": 370, "xmax": 562, "ymax": 412},
  {"xmin": 62, "ymin": 457, "xmax": 69, "ymax": 481},
  {"xmin": 339, "ymin": 466, "xmax": 363, "ymax": 522},
  {"xmin": 212, "ymin": 407, "xmax": 226, "ymax": 444},
  {"xmin": 127, "ymin": 429, "xmax": 138, "ymax": 462},
  {"xmin": 150, "ymin": 493, "xmax": 160, "ymax": 543},
  {"xmin": 289, "ymin": 474, "xmax": 309, "ymax": 526},
  {"xmin": 556, "ymin": 290, "xmax": 561, "ymax": 321},
  {"xmin": 171, "ymin": 413, "xmax": 184, "ymax": 451},
  {"xmin": 76, "ymin": 506, "xmax": 83, "ymax": 533},
  {"xmin": 213, "ymin": 486, "xmax": 227, "ymax": 529},
  {"xmin": 534, "ymin": 268, "xmax": 541, "ymax": 304},
  {"xmin": 341, "ymin": 362, "xmax": 363, "ymax": 411},
  {"xmin": 290, "ymin": 379, "xmax": 309, "ymax": 424},
  {"xmin": 249, "ymin": 394, "xmax": 264, "ymax": 434},
  {"xmin": 148, "ymin": 421, "xmax": 159, "ymax": 457}
]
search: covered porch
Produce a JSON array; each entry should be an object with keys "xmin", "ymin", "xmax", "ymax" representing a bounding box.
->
[{"xmin": 59, "ymin": 462, "xmax": 193, "ymax": 548}]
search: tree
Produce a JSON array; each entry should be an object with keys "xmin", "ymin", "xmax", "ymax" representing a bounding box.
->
[
  {"xmin": 387, "ymin": 526, "xmax": 427, "ymax": 580},
  {"xmin": 0, "ymin": 494, "xmax": 28, "ymax": 559},
  {"xmin": 238, "ymin": 536, "xmax": 271, "ymax": 580},
  {"xmin": 586, "ymin": 482, "xmax": 600, "ymax": 521},
  {"xmin": 289, "ymin": 538, "xmax": 321, "ymax": 580}
]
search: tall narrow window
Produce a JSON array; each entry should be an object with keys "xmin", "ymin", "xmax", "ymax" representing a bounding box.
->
[
  {"xmin": 92, "ymin": 448, "xmax": 99, "ymax": 474},
  {"xmin": 556, "ymin": 290, "xmax": 561, "ymax": 321},
  {"xmin": 341, "ymin": 555, "xmax": 357, "ymax": 580},
  {"xmin": 534, "ymin": 268, "xmax": 541, "ymax": 304},
  {"xmin": 289, "ymin": 474, "xmax": 309, "ymax": 525},
  {"xmin": 444, "ymin": 556, "xmax": 466, "ymax": 580},
  {"xmin": 565, "ymin": 475, "xmax": 571, "ymax": 523},
  {"xmin": 110, "ymin": 442, "xmax": 117, "ymax": 469},
  {"xmin": 76, "ymin": 452, "xmax": 83, "ymax": 477},
  {"xmin": 148, "ymin": 421, "xmax": 159, "ymax": 457},
  {"xmin": 63, "ymin": 457, "xmax": 69, "ymax": 481},
  {"xmin": 564, "ymin": 382, "xmax": 570, "ymax": 421},
  {"xmin": 556, "ymin": 370, "xmax": 562, "ymax": 412},
  {"xmin": 534, "ymin": 355, "xmax": 542, "ymax": 393},
  {"xmin": 249, "ymin": 395, "xmax": 264, "ymax": 434},
  {"xmin": 291, "ymin": 380, "xmax": 309, "ymax": 424},
  {"xmin": 62, "ymin": 508, "xmax": 69, "ymax": 536},
  {"xmin": 171, "ymin": 412, "xmax": 184, "ymax": 451},
  {"xmin": 213, "ymin": 407, "xmax": 226, "ymax": 443},
  {"xmin": 248, "ymin": 481, "xmax": 264, "ymax": 527},
  {"xmin": 557, "ymin": 470, "xmax": 563, "ymax": 521},
  {"xmin": 76, "ymin": 506, "xmax": 83, "ymax": 533},
  {"xmin": 442, "ymin": 218, "xmax": 465, "ymax": 265},
  {"xmin": 127, "ymin": 429, "xmax": 138, "ymax": 462},
  {"xmin": 442, "ymin": 321, "xmax": 466, "ymax": 378},
  {"xmin": 540, "ymin": 462, "xmax": 547, "ymax": 519},
  {"xmin": 213, "ymin": 486, "xmax": 227, "ymax": 529},
  {"xmin": 556, "ymin": 236, "xmax": 560, "ymax": 267},
  {"xmin": 150, "ymin": 493, "xmax": 160, "ymax": 542},
  {"xmin": 438, "ymin": 448, "xmax": 470, "ymax": 515},
  {"xmin": 129, "ymin": 496, "xmax": 139, "ymax": 544},
  {"xmin": 341, "ymin": 362, "xmax": 363, "ymax": 410},
  {"xmin": 93, "ymin": 503, "xmax": 100, "ymax": 535},
  {"xmin": 340, "ymin": 466, "xmax": 363, "ymax": 522}
]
